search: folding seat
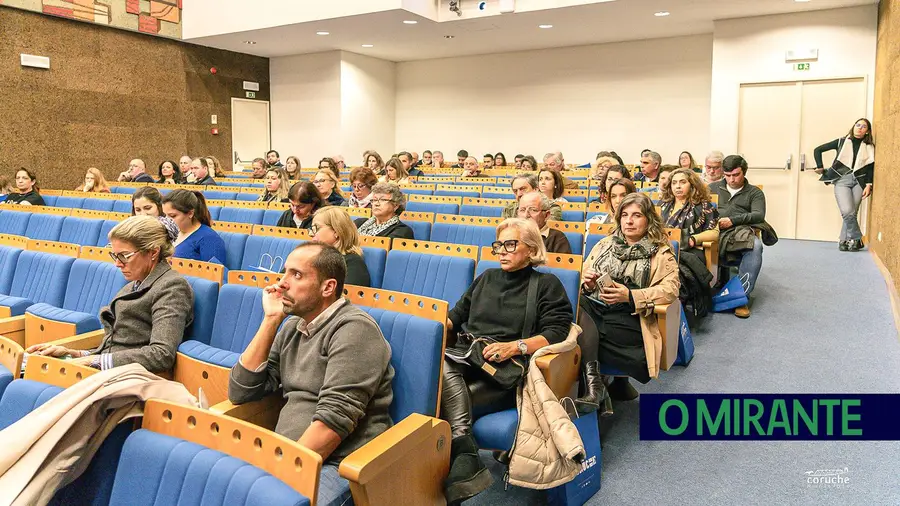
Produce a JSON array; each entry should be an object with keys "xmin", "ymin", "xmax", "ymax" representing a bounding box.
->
[
  {"xmin": 81, "ymin": 198, "xmax": 116, "ymax": 212},
  {"xmin": 203, "ymin": 190, "xmax": 238, "ymax": 200},
  {"xmin": 562, "ymin": 210, "xmax": 585, "ymax": 221},
  {"xmin": 42, "ymin": 195, "xmax": 58, "ymax": 206},
  {"xmin": 430, "ymin": 216, "xmax": 498, "ymax": 249},
  {"xmin": 206, "ymin": 205, "xmax": 222, "ymax": 221},
  {"xmin": 0, "ymin": 251, "xmax": 75, "ymax": 318},
  {"xmin": 54, "ymin": 196, "xmax": 85, "ymax": 208},
  {"xmin": 434, "ymin": 186, "xmax": 480, "ymax": 198},
  {"xmin": 234, "ymin": 192, "xmax": 261, "ymax": 202},
  {"xmin": 24, "ymin": 214, "xmax": 65, "ymax": 241},
  {"xmin": 0, "ymin": 335, "xmax": 23, "ymax": 398},
  {"xmin": 400, "ymin": 187, "xmax": 434, "ymax": 196},
  {"xmin": 406, "ymin": 201, "xmax": 459, "ymax": 215},
  {"xmin": 219, "ymin": 231, "xmax": 249, "ymax": 271},
  {"xmin": 0, "ymin": 244, "xmax": 24, "ymax": 295},
  {"xmin": 240, "ymin": 235, "xmax": 305, "ymax": 271},
  {"xmin": 0, "ymin": 209, "xmax": 31, "ymax": 235},
  {"xmin": 112, "ymin": 186, "xmax": 137, "ymax": 194},
  {"xmin": 381, "ymin": 239, "xmax": 476, "ymax": 306},
  {"xmin": 95, "ymin": 220, "xmax": 119, "ymax": 247},
  {"xmin": 360, "ymin": 236, "xmax": 389, "ymax": 288},
  {"xmin": 218, "ymin": 207, "xmax": 265, "ymax": 225},
  {"xmin": 182, "ymin": 275, "xmax": 220, "ymax": 347},
  {"xmin": 459, "ymin": 204, "xmax": 504, "ymax": 217},
  {"xmin": 480, "ymin": 190, "xmax": 515, "ymax": 200},
  {"xmin": 262, "ymin": 209, "xmax": 285, "ymax": 226},
  {"xmin": 59, "ymin": 217, "xmax": 104, "ymax": 246},
  {"xmin": 112, "ymin": 199, "xmax": 133, "ymax": 214}
]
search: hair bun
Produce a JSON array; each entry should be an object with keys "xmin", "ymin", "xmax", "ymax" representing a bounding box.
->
[{"xmin": 157, "ymin": 216, "xmax": 180, "ymax": 243}]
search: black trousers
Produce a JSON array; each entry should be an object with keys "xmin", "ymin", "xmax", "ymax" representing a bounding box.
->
[
  {"xmin": 577, "ymin": 295, "xmax": 649, "ymax": 384},
  {"xmin": 440, "ymin": 359, "xmax": 517, "ymax": 438}
]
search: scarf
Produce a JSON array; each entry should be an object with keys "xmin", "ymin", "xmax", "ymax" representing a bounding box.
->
[
  {"xmin": 357, "ymin": 215, "xmax": 399, "ymax": 237},
  {"xmin": 835, "ymin": 136, "xmax": 875, "ymax": 173},
  {"xmin": 661, "ymin": 200, "xmax": 715, "ymax": 236},
  {"xmin": 349, "ymin": 192, "xmax": 373, "ymax": 209},
  {"xmin": 590, "ymin": 232, "xmax": 657, "ymax": 293}
]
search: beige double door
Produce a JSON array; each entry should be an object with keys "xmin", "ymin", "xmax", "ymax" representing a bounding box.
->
[{"xmin": 737, "ymin": 78, "xmax": 867, "ymax": 241}]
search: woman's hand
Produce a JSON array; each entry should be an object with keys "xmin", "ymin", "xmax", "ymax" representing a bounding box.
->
[
  {"xmin": 483, "ymin": 341, "xmax": 520, "ymax": 363},
  {"xmin": 814, "ymin": 168, "xmax": 824, "ymax": 175},
  {"xmin": 599, "ymin": 281, "xmax": 631, "ymax": 305},
  {"xmin": 582, "ymin": 267, "xmax": 599, "ymax": 291},
  {"xmin": 863, "ymin": 184, "xmax": 872, "ymax": 199},
  {"xmin": 26, "ymin": 343, "xmax": 74, "ymax": 358}
]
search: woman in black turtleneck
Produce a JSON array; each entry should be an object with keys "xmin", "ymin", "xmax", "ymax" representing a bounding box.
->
[
  {"xmin": 439, "ymin": 218, "xmax": 572, "ymax": 505},
  {"xmin": 813, "ymin": 118, "xmax": 876, "ymax": 252}
]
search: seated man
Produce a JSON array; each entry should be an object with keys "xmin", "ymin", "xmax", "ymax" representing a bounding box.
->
[
  {"xmin": 709, "ymin": 155, "xmax": 775, "ymax": 318},
  {"xmin": 461, "ymin": 156, "xmax": 482, "ymax": 178},
  {"xmin": 543, "ymin": 152, "xmax": 580, "ymax": 190},
  {"xmin": 251, "ymin": 157, "xmax": 268, "ymax": 179},
  {"xmin": 517, "ymin": 191, "xmax": 571, "ymax": 254},
  {"xmin": 266, "ymin": 149, "xmax": 283, "ymax": 167},
  {"xmin": 634, "ymin": 151, "xmax": 662, "ymax": 183},
  {"xmin": 117, "ymin": 159, "xmax": 155, "ymax": 183},
  {"xmin": 482, "ymin": 154, "xmax": 494, "ymax": 170},
  {"xmin": 399, "ymin": 151, "xmax": 423, "ymax": 177},
  {"xmin": 187, "ymin": 157, "xmax": 216, "ymax": 185},
  {"xmin": 228, "ymin": 243, "xmax": 395, "ymax": 506},
  {"xmin": 452, "ymin": 149, "xmax": 468, "ymax": 168}
]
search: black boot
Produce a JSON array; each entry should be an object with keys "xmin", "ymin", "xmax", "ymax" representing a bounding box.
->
[
  {"xmin": 445, "ymin": 434, "xmax": 493, "ymax": 505},
  {"xmin": 849, "ymin": 239, "xmax": 863, "ymax": 252},
  {"xmin": 574, "ymin": 361, "xmax": 613, "ymax": 416},
  {"xmin": 839, "ymin": 241, "xmax": 849, "ymax": 252},
  {"xmin": 607, "ymin": 377, "xmax": 640, "ymax": 401}
]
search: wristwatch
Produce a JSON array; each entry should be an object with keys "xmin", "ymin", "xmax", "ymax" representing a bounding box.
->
[{"xmin": 516, "ymin": 339, "xmax": 528, "ymax": 356}]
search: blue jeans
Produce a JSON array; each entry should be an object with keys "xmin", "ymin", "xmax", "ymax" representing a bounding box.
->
[
  {"xmin": 738, "ymin": 237, "xmax": 763, "ymax": 296},
  {"xmin": 834, "ymin": 173, "xmax": 863, "ymax": 242},
  {"xmin": 318, "ymin": 464, "xmax": 353, "ymax": 506}
]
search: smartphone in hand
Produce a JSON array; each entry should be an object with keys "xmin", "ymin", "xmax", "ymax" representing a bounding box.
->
[{"xmin": 598, "ymin": 272, "xmax": 614, "ymax": 290}]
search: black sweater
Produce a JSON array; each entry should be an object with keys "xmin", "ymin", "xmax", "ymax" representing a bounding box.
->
[
  {"xmin": 449, "ymin": 266, "xmax": 572, "ymax": 344},
  {"xmin": 814, "ymin": 137, "xmax": 874, "ymax": 186},
  {"xmin": 276, "ymin": 210, "xmax": 313, "ymax": 229},
  {"xmin": 5, "ymin": 190, "xmax": 45, "ymax": 206},
  {"xmin": 345, "ymin": 252, "xmax": 371, "ymax": 287}
]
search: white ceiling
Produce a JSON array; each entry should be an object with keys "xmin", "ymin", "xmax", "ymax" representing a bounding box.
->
[{"xmin": 186, "ymin": 0, "xmax": 878, "ymax": 62}]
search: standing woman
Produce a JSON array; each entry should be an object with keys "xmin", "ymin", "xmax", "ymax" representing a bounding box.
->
[
  {"xmin": 78, "ymin": 167, "xmax": 111, "ymax": 193},
  {"xmin": 157, "ymin": 160, "xmax": 182, "ymax": 184},
  {"xmin": 162, "ymin": 189, "xmax": 227, "ymax": 265},
  {"xmin": 538, "ymin": 169, "xmax": 568, "ymax": 204},
  {"xmin": 4, "ymin": 168, "xmax": 45, "ymax": 206},
  {"xmin": 310, "ymin": 207, "xmax": 371, "ymax": 287},
  {"xmin": 259, "ymin": 168, "xmax": 290, "ymax": 204},
  {"xmin": 312, "ymin": 169, "xmax": 346, "ymax": 206},
  {"xmin": 284, "ymin": 156, "xmax": 301, "ymax": 180},
  {"xmin": 813, "ymin": 118, "xmax": 875, "ymax": 251}
]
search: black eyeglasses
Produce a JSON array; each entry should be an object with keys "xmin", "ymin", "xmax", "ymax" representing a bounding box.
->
[
  {"xmin": 309, "ymin": 224, "xmax": 330, "ymax": 236},
  {"xmin": 109, "ymin": 250, "xmax": 139, "ymax": 264},
  {"xmin": 491, "ymin": 240, "xmax": 519, "ymax": 254}
]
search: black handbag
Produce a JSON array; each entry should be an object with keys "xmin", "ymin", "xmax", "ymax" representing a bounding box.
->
[
  {"xmin": 444, "ymin": 271, "xmax": 539, "ymax": 390},
  {"xmin": 819, "ymin": 137, "xmax": 851, "ymax": 185}
]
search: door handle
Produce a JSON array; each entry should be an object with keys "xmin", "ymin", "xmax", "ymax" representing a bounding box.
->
[
  {"xmin": 785, "ymin": 155, "xmax": 792, "ymax": 171},
  {"xmin": 800, "ymin": 153, "xmax": 806, "ymax": 172}
]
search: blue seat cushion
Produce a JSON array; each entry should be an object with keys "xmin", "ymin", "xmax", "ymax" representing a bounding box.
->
[
  {"xmin": 178, "ymin": 340, "xmax": 240, "ymax": 368},
  {"xmin": 26, "ymin": 303, "xmax": 102, "ymax": 334},
  {"xmin": 473, "ymin": 408, "xmax": 517, "ymax": 452},
  {"xmin": 109, "ymin": 430, "xmax": 309, "ymax": 506},
  {"xmin": 0, "ymin": 379, "xmax": 63, "ymax": 430},
  {"xmin": 0, "ymin": 364, "xmax": 12, "ymax": 399},
  {"xmin": 0, "ymin": 294, "xmax": 35, "ymax": 316},
  {"xmin": 431, "ymin": 224, "xmax": 496, "ymax": 249},
  {"xmin": 382, "ymin": 251, "xmax": 474, "ymax": 307}
]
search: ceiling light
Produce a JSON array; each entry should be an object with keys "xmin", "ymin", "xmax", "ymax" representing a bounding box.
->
[
  {"xmin": 654, "ymin": 11, "xmax": 670, "ymax": 17},
  {"xmin": 444, "ymin": 35, "xmax": 455, "ymax": 39},
  {"xmin": 361, "ymin": 44, "xmax": 374, "ymax": 48},
  {"xmin": 794, "ymin": 0, "xmax": 811, "ymax": 2},
  {"xmin": 243, "ymin": 40, "xmax": 256, "ymax": 45},
  {"xmin": 403, "ymin": 20, "xmax": 418, "ymax": 24},
  {"xmin": 538, "ymin": 24, "xmax": 553, "ymax": 29},
  {"xmin": 316, "ymin": 31, "xmax": 330, "ymax": 35}
]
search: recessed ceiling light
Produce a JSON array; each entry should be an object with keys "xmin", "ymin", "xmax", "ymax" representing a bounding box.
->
[
  {"xmin": 403, "ymin": 20, "xmax": 418, "ymax": 24},
  {"xmin": 654, "ymin": 11, "xmax": 670, "ymax": 17},
  {"xmin": 444, "ymin": 35, "xmax": 455, "ymax": 39},
  {"xmin": 316, "ymin": 31, "xmax": 330, "ymax": 35},
  {"xmin": 361, "ymin": 44, "xmax": 374, "ymax": 48},
  {"xmin": 243, "ymin": 40, "xmax": 256, "ymax": 45},
  {"xmin": 538, "ymin": 24, "xmax": 553, "ymax": 29}
]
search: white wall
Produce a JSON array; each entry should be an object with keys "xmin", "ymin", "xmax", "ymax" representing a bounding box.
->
[
  {"xmin": 340, "ymin": 52, "xmax": 397, "ymax": 164},
  {"xmin": 394, "ymin": 34, "xmax": 714, "ymax": 166},
  {"xmin": 710, "ymin": 5, "xmax": 878, "ymax": 154},
  {"xmin": 270, "ymin": 52, "xmax": 343, "ymax": 167}
]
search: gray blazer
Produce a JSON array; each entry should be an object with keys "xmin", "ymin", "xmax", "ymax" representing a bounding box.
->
[{"xmin": 93, "ymin": 262, "xmax": 194, "ymax": 372}]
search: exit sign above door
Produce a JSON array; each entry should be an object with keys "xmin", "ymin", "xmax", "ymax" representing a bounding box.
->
[{"xmin": 794, "ymin": 63, "xmax": 811, "ymax": 71}]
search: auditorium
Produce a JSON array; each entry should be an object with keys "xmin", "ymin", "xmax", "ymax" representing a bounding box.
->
[{"xmin": 1, "ymin": 1, "xmax": 898, "ymax": 505}]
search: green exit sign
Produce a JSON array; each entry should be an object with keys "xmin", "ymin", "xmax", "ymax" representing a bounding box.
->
[
  {"xmin": 246, "ymin": 91, "xmax": 256, "ymax": 99},
  {"xmin": 794, "ymin": 63, "xmax": 811, "ymax": 71}
]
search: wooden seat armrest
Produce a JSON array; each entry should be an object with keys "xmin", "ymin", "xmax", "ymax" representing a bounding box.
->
[
  {"xmin": 0, "ymin": 316, "xmax": 26, "ymax": 346},
  {"xmin": 700, "ymin": 240, "xmax": 720, "ymax": 286},
  {"xmin": 210, "ymin": 392, "xmax": 285, "ymax": 432},
  {"xmin": 535, "ymin": 346, "xmax": 582, "ymax": 399},
  {"xmin": 45, "ymin": 329, "xmax": 105, "ymax": 351},
  {"xmin": 339, "ymin": 414, "xmax": 450, "ymax": 506},
  {"xmin": 655, "ymin": 301, "xmax": 682, "ymax": 371}
]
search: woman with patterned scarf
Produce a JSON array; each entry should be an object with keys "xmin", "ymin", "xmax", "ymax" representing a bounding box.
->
[
  {"xmin": 354, "ymin": 182, "xmax": 415, "ymax": 240},
  {"xmin": 574, "ymin": 193, "xmax": 679, "ymax": 415},
  {"xmin": 660, "ymin": 168, "xmax": 720, "ymax": 265}
]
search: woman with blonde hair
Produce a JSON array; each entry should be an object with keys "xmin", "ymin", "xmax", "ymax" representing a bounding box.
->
[
  {"xmin": 660, "ymin": 168, "xmax": 719, "ymax": 263},
  {"xmin": 310, "ymin": 207, "xmax": 371, "ymax": 287},
  {"xmin": 312, "ymin": 169, "xmax": 346, "ymax": 206},
  {"xmin": 379, "ymin": 157, "xmax": 410, "ymax": 185},
  {"xmin": 591, "ymin": 156, "xmax": 618, "ymax": 181},
  {"xmin": 206, "ymin": 155, "xmax": 226, "ymax": 178},
  {"xmin": 259, "ymin": 168, "xmax": 291, "ymax": 203},
  {"xmin": 78, "ymin": 167, "xmax": 111, "ymax": 193}
]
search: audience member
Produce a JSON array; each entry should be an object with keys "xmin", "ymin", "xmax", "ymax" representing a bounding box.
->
[
  {"xmin": 609, "ymin": 151, "xmax": 625, "ymax": 166},
  {"xmin": 410, "ymin": 151, "xmax": 420, "ymax": 167},
  {"xmin": 333, "ymin": 155, "xmax": 346, "ymax": 172},
  {"xmin": 187, "ymin": 157, "xmax": 217, "ymax": 185},
  {"xmin": 406, "ymin": 151, "xmax": 424, "ymax": 177},
  {"xmin": 0, "ymin": 177, "xmax": 13, "ymax": 203},
  {"xmin": 521, "ymin": 155, "xmax": 538, "ymax": 171},
  {"xmin": 311, "ymin": 207, "xmax": 371, "ymax": 287},
  {"xmin": 461, "ymin": 156, "xmax": 482, "ymax": 178},
  {"xmin": 578, "ymin": 193, "xmax": 679, "ymax": 410},
  {"xmin": 453, "ymin": 149, "xmax": 469, "ymax": 168},
  {"xmin": 539, "ymin": 169, "xmax": 568, "ymax": 204},
  {"xmin": 432, "ymin": 150, "xmax": 447, "ymax": 168},
  {"xmin": 251, "ymin": 158, "xmax": 268, "ymax": 179},
  {"xmin": 502, "ymin": 173, "xmax": 551, "ymax": 219},
  {"xmin": 365, "ymin": 150, "xmax": 386, "ymax": 176},
  {"xmin": 494, "ymin": 152, "xmax": 507, "ymax": 167},
  {"xmin": 319, "ymin": 157, "xmax": 340, "ymax": 179},
  {"xmin": 228, "ymin": 242, "xmax": 393, "ymax": 506},
  {"xmin": 657, "ymin": 165, "xmax": 677, "ymax": 201},
  {"xmin": 635, "ymin": 151, "xmax": 662, "ymax": 183},
  {"xmin": 118, "ymin": 159, "xmax": 155, "ymax": 183},
  {"xmin": 313, "ymin": 169, "xmax": 346, "ymax": 207},
  {"xmin": 157, "ymin": 160, "xmax": 182, "ymax": 184},
  {"xmin": 514, "ymin": 154, "xmax": 525, "ymax": 169},
  {"xmin": 679, "ymin": 151, "xmax": 698, "ymax": 172},
  {"xmin": 379, "ymin": 157, "xmax": 410, "ymax": 184},
  {"xmin": 259, "ymin": 168, "xmax": 290, "ymax": 204},
  {"xmin": 710, "ymin": 155, "xmax": 774, "ymax": 318},
  {"xmin": 702, "ymin": 150, "xmax": 725, "ymax": 185},
  {"xmin": 132, "ymin": 186, "xmax": 163, "ymax": 217},
  {"xmin": 348, "ymin": 167, "xmax": 377, "ymax": 208},
  {"xmin": 162, "ymin": 189, "xmax": 227, "ymax": 264},
  {"xmin": 285, "ymin": 156, "xmax": 301, "ymax": 179},
  {"xmin": 591, "ymin": 155, "xmax": 617, "ymax": 182},
  {"xmin": 276, "ymin": 182, "xmax": 325, "ymax": 230},
  {"xmin": 441, "ymin": 218, "xmax": 572, "ymax": 503},
  {"xmin": 543, "ymin": 152, "xmax": 579, "ymax": 189},
  {"xmin": 178, "ymin": 155, "xmax": 192, "ymax": 175},
  {"xmin": 78, "ymin": 167, "xmax": 111, "ymax": 193},
  {"xmin": 355, "ymin": 183, "xmax": 415, "ymax": 239},
  {"xmin": 421, "ymin": 150, "xmax": 433, "ymax": 167},
  {"xmin": 517, "ymin": 191, "xmax": 571, "ymax": 254},
  {"xmin": 591, "ymin": 178, "xmax": 637, "ymax": 225},
  {"xmin": 661, "ymin": 168, "xmax": 719, "ymax": 265},
  {"xmin": 28, "ymin": 215, "xmax": 194, "ymax": 373},
  {"xmin": 594, "ymin": 163, "xmax": 631, "ymax": 204},
  {"xmin": 482, "ymin": 154, "xmax": 494, "ymax": 169},
  {"xmin": 206, "ymin": 155, "xmax": 225, "ymax": 178},
  {"xmin": 4, "ymin": 168, "xmax": 45, "ymax": 206},
  {"xmin": 266, "ymin": 150, "xmax": 283, "ymax": 167}
]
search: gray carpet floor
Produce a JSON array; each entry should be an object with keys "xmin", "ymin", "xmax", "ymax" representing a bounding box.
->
[{"xmin": 468, "ymin": 239, "xmax": 900, "ymax": 506}]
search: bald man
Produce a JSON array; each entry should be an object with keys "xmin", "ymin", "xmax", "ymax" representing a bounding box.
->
[
  {"xmin": 118, "ymin": 159, "xmax": 154, "ymax": 183},
  {"xmin": 516, "ymin": 191, "xmax": 571, "ymax": 254},
  {"xmin": 461, "ymin": 156, "xmax": 482, "ymax": 178}
]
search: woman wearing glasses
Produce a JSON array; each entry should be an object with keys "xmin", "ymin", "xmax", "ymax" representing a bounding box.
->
[
  {"xmin": 310, "ymin": 207, "xmax": 371, "ymax": 287},
  {"xmin": 26, "ymin": 215, "xmax": 194, "ymax": 373},
  {"xmin": 439, "ymin": 218, "xmax": 572, "ymax": 504},
  {"xmin": 275, "ymin": 181, "xmax": 326, "ymax": 230},
  {"xmin": 348, "ymin": 167, "xmax": 377, "ymax": 208},
  {"xmin": 354, "ymin": 183, "xmax": 415, "ymax": 239},
  {"xmin": 312, "ymin": 169, "xmax": 346, "ymax": 207}
]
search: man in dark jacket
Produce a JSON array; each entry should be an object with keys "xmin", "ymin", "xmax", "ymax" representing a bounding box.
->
[{"xmin": 709, "ymin": 155, "xmax": 769, "ymax": 318}]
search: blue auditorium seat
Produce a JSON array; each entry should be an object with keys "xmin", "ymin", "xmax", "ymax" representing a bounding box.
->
[
  {"xmin": 26, "ymin": 259, "xmax": 128, "ymax": 335},
  {"xmin": 475, "ymin": 260, "xmax": 580, "ymax": 321},
  {"xmin": 218, "ymin": 207, "xmax": 265, "ymax": 225},
  {"xmin": 262, "ymin": 209, "xmax": 284, "ymax": 226},
  {"xmin": 561, "ymin": 210, "xmax": 585, "ymax": 222},
  {"xmin": 435, "ymin": 189, "xmax": 480, "ymax": 198},
  {"xmin": 112, "ymin": 187, "xmax": 137, "ymax": 194},
  {"xmin": 404, "ymin": 221, "xmax": 432, "ymax": 241},
  {"xmin": 24, "ymin": 214, "xmax": 65, "ymax": 241},
  {"xmin": 402, "ymin": 188, "xmax": 434, "ymax": 196},
  {"xmin": 382, "ymin": 250, "xmax": 475, "ymax": 306},
  {"xmin": 219, "ymin": 232, "xmax": 249, "ymax": 271},
  {"xmin": 0, "ymin": 251, "xmax": 76, "ymax": 316},
  {"xmin": 459, "ymin": 205, "xmax": 504, "ymax": 217},
  {"xmin": 0, "ymin": 245, "xmax": 23, "ymax": 294},
  {"xmin": 584, "ymin": 233, "xmax": 606, "ymax": 258},
  {"xmin": 203, "ymin": 190, "xmax": 238, "ymax": 200},
  {"xmin": 565, "ymin": 195, "xmax": 587, "ymax": 203},
  {"xmin": 54, "ymin": 196, "xmax": 85, "ymax": 208},
  {"xmin": 95, "ymin": 220, "xmax": 119, "ymax": 247},
  {"xmin": 112, "ymin": 200, "xmax": 133, "ymax": 214},
  {"xmin": 431, "ymin": 223, "xmax": 497, "ymax": 248},
  {"xmin": 206, "ymin": 206, "xmax": 222, "ymax": 221},
  {"xmin": 0, "ymin": 209, "xmax": 30, "ymax": 235},
  {"xmin": 60, "ymin": 217, "xmax": 104, "ymax": 246},
  {"xmin": 361, "ymin": 247, "xmax": 387, "ymax": 289},
  {"xmin": 480, "ymin": 192, "xmax": 515, "ymax": 200},
  {"xmin": 42, "ymin": 195, "xmax": 58, "ymax": 206},
  {"xmin": 0, "ymin": 365, "xmax": 11, "ymax": 400},
  {"xmin": 240, "ymin": 236, "xmax": 304, "ymax": 271},
  {"xmin": 178, "ymin": 284, "xmax": 264, "ymax": 368},
  {"xmin": 0, "ymin": 379, "xmax": 62, "ymax": 430},
  {"xmin": 182, "ymin": 275, "xmax": 220, "ymax": 346},
  {"xmin": 406, "ymin": 202, "xmax": 459, "ymax": 215},
  {"xmin": 81, "ymin": 199, "xmax": 116, "ymax": 212},
  {"xmin": 235, "ymin": 193, "xmax": 262, "ymax": 202},
  {"xmin": 217, "ymin": 181, "xmax": 245, "ymax": 187},
  {"xmin": 563, "ymin": 231, "xmax": 584, "ymax": 255}
]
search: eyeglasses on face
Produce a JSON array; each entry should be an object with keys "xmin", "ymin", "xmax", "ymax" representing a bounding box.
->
[
  {"xmin": 310, "ymin": 224, "xmax": 328, "ymax": 236},
  {"xmin": 109, "ymin": 250, "xmax": 139, "ymax": 264},
  {"xmin": 351, "ymin": 183, "xmax": 368, "ymax": 190},
  {"xmin": 371, "ymin": 198, "xmax": 394, "ymax": 205},
  {"xmin": 518, "ymin": 207, "xmax": 544, "ymax": 215},
  {"xmin": 313, "ymin": 179, "xmax": 331, "ymax": 184},
  {"xmin": 491, "ymin": 240, "xmax": 520, "ymax": 254}
]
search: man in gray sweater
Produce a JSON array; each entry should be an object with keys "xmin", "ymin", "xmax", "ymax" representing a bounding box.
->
[{"xmin": 228, "ymin": 242, "xmax": 394, "ymax": 506}]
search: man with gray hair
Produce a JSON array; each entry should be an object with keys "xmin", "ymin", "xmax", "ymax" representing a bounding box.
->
[
  {"xmin": 461, "ymin": 156, "xmax": 482, "ymax": 178},
  {"xmin": 516, "ymin": 191, "xmax": 571, "ymax": 254},
  {"xmin": 703, "ymin": 150, "xmax": 725, "ymax": 185},
  {"xmin": 542, "ymin": 151, "xmax": 579, "ymax": 190},
  {"xmin": 502, "ymin": 174, "xmax": 562, "ymax": 220},
  {"xmin": 635, "ymin": 151, "xmax": 662, "ymax": 183}
]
